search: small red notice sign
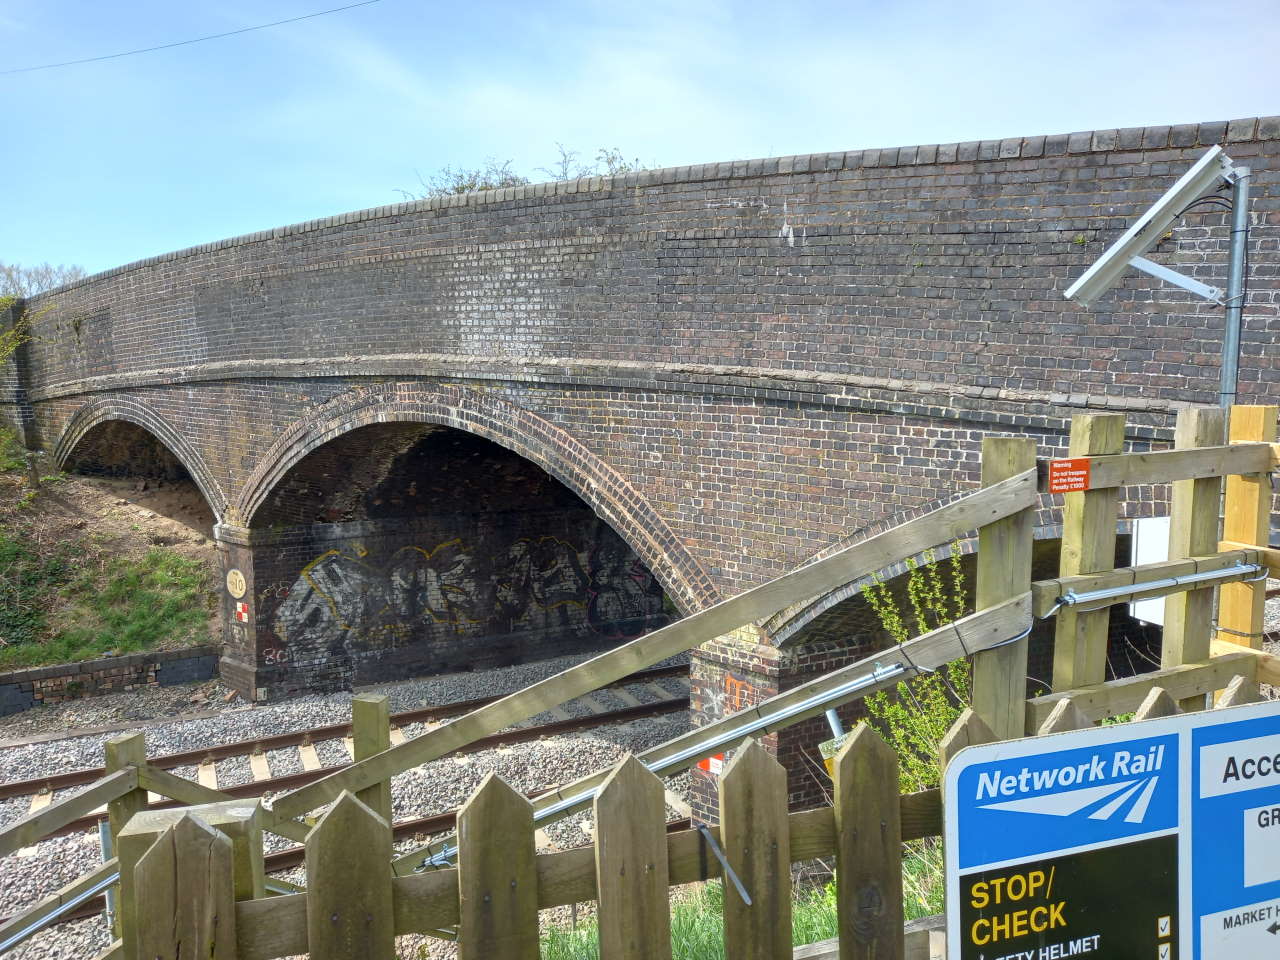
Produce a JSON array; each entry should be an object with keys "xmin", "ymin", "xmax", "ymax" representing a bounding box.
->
[
  {"xmin": 697, "ymin": 754, "xmax": 725, "ymax": 776},
  {"xmin": 1048, "ymin": 457, "xmax": 1092, "ymax": 493}
]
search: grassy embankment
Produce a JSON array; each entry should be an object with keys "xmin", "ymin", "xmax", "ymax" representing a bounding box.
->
[{"xmin": 0, "ymin": 427, "xmax": 214, "ymax": 669}]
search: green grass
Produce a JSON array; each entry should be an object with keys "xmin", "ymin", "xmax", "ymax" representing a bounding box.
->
[
  {"xmin": 537, "ymin": 844, "xmax": 945, "ymax": 960},
  {"xmin": 0, "ymin": 538, "xmax": 213, "ymax": 669},
  {"xmin": 0, "ymin": 533, "xmax": 70, "ymax": 649},
  {"xmin": 0, "ymin": 424, "xmax": 214, "ymax": 668}
]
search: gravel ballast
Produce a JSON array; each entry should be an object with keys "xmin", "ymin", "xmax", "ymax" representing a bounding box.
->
[{"xmin": 0, "ymin": 653, "xmax": 693, "ymax": 960}]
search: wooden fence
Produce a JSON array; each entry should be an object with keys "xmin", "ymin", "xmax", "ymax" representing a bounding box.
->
[
  {"xmin": 113, "ymin": 730, "xmax": 947, "ymax": 960},
  {"xmin": 2, "ymin": 403, "xmax": 1277, "ymax": 959}
]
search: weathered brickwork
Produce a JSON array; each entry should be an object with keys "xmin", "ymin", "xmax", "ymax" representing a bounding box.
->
[
  {"xmin": 0, "ymin": 119, "xmax": 1273, "ymax": 730},
  {"xmin": 0, "ymin": 646, "xmax": 219, "ymax": 716}
]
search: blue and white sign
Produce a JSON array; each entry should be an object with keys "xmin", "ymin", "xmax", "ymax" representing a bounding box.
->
[{"xmin": 945, "ymin": 699, "xmax": 1280, "ymax": 960}]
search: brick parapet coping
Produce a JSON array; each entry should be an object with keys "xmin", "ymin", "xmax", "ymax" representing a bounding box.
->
[{"xmin": 29, "ymin": 117, "xmax": 1280, "ymax": 300}]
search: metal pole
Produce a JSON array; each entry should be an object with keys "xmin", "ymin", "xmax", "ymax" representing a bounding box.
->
[
  {"xmin": 99, "ymin": 819, "xmax": 116, "ymax": 935},
  {"xmin": 824, "ymin": 708, "xmax": 845, "ymax": 739},
  {"xmin": 1219, "ymin": 166, "xmax": 1251, "ymax": 409}
]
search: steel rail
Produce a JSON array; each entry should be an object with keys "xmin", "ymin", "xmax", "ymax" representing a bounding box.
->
[
  {"xmin": 5, "ymin": 694, "xmax": 689, "ymax": 843},
  {"xmin": 0, "ymin": 663, "xmax": 689, "ymax": 801}
]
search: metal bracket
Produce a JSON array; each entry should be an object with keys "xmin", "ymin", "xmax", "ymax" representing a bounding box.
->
[
  {"xmin": 1129, "ymin": 256, "xmax": 1223, "ymax": 305},
  {"xmin": 1219, "ymin": 155, "xmax": 1248, "ymax": 184},
  {"xmin": 697, "ymin": 824, "xmax": 753, "ymax": 906}
]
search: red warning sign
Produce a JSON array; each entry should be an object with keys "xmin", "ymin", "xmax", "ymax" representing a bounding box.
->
[
  {"xmin": 697, "ymin": 754, "xmax": 725, "ymax": 776},
  {"xmin": 234, "ymin": 601, "xmax": 250, "ymax": 623},
  {"xmin": 1047, "ymin": 457, "xmax": 1092, "ymax": 494}
]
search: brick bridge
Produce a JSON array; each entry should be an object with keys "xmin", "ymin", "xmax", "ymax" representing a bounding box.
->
[{"xmin": 3, "ymin": 116, "xmax": 1278, "ymax": 804}]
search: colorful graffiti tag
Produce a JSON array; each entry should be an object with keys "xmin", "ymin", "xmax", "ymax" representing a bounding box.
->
[{"xmin": 266, "ymin": 530, "xmax": 664, "ymax": 663}]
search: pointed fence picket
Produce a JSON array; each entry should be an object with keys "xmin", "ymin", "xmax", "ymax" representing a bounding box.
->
[
  {"xmin": 132, "ymin": 816, "xmax": 236, "ymax": 960},
  {"xmin": 117, "ymin": 730, "xmax": 922, "ymax": 960},
  {"xmin": 306, "ymin": 792, "xmax": 394, "ymax": 960},
  {"xmin": 457, "ymin": 774, "xmax": 539, "ymax": 959},
  {"xmin": 720, "ymin": 740, "xmax": 791, "ymax": 960},
  {"xmin": 594, "ymin": 756, "xmax": 672, "ymax": 960}
]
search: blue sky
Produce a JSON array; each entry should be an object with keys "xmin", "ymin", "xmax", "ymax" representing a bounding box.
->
[{"xmin": 3, "ymin": 0, "xmax": 1278, "ymax": 277}]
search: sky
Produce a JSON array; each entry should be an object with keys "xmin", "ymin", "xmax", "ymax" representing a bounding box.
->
[{"xmin": 2, "ymin": 0, "xmax": 1279, "ymax": 278}]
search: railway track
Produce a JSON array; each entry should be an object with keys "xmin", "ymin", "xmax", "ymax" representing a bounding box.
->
[
  {"xmin": 0, "ymin": 667, "xmax": 694, "ymax": 935},
  {"xmin": 1, "ymin": 666, "xmax": 690, "ymax": 840}
]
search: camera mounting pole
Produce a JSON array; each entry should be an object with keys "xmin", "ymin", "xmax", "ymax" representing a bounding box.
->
[{"xmin": 1219, "ymin": 163, "xmax": 1251, "ymax": 409}]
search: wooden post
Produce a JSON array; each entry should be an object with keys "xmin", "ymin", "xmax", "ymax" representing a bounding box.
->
[
  {"xmin": 972, "ymin": 437, "xmax": 1037, "ymax": 740},
  {"xmin": 1216, "ymin": 674, "xmax": 1262, "ymax": 708},
  {"xmin": 118, "ymin": 799, "xmax": 261, "ymax": 960},
  {"xmin": 306, "ymin": 791, "xmax": 394, "ymax": 960},
  {"xmin": 1036, "ymin": 698, "xmax": 1090, "ymax": 736},
  {"xmin": 457, "ymin": 774, "xmax": 538, "ymax": 960},
  {"xmin": 1162, "ymin": 407, "xmax": 1226, "ymax": 710},
  {"xmin": 594, "ymin": 755, "xmax": 671, "ymax": 960},
  {"xmin": 833, "ymin": 724, "xmax": 903, "ymax": 960},
  {"xmin": 133, "ymin": 816, "xmax": 236, "ymax": 960},
  {"xmin": 939, "ymin": 709, "xmax": 995, "ymax": 780},
  {"xmin": 720, "ymin": 739, "xmax": 791, "ymax": 960},
  {"xmin": 1133, "ymin": 687, "xmax": 1180, "ymax": 721},
  {"xmin": 1218, "ymin": 405, "xmax": 1278, "ymax": 649},
  {"xmin": 352, "ymin": 693, "xmax": 393, "ymax": 824},
  {"xmin": 1052, "ymin": 414, "xmax": 1125, "ymax": 691},
  {"xmin": 104, "ymin": 733, "xmax": 147, "ymax": 939}
]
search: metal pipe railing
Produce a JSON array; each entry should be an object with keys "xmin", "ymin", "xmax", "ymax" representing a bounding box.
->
[
  {"xmin": 0, "ymin": 871, "xmax": 119, "ymax": 954},
  {"xmin": 1046, "ymin": 562, "xmax": 1264, "ymax": 617}
]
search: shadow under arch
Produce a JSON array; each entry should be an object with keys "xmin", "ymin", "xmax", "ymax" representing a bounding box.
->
[
  {"xmin": 51, "ymin": 397, "xmax": 228, "ymax": 520},
  {"xmin": 230, "ymin": 381, "xmax": 719, "ymax": 616}
]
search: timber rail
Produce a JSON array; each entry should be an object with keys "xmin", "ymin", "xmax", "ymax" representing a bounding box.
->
[{"xmin": 3, "ymin": 403, "xmax": 1278, "ymax": 959}]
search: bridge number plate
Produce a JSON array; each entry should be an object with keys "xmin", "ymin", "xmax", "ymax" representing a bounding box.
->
[
  {"xmin": 226, "ymin": 568, "xmax": 247, "ymax": 599},
  {"xmin": 945, "ymin": 700, "xmax": 1280, "ymax": 959}
]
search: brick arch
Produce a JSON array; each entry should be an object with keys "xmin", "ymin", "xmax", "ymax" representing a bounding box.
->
[
  {"xmin": 765, "ymin": 491, "xmax": 1073, "ymax": 647},
  {"xmin": 52, "ymin": 397, "xmax": 229, "ymax": 518},
  {"xmin": 231, "ymin": 382, "xmax": 719, "ymax": 615}
]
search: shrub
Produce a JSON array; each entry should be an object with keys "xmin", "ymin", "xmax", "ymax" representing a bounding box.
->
[{"xmin": 862, "ymin": 545, "xmax": 971, "ymax": 793}]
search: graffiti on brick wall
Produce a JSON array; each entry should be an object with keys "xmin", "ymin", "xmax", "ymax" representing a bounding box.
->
[
  {"xmin": 703, "ymin": 671, "xmax": 752, "ymax": 718},
  {"xmin": 269, "ymin": 532, "xmax": 663, "ymax": 660},
  {"xmin": 272, "ymin": 538, "xmax": 480, "ymax": 655},
  {"xmin": 584, "ymin": 538, "xmax": 665, "ymax": 641}
]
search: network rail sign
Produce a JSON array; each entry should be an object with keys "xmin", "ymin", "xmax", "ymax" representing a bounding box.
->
[{"xmin": 945, "ymin": 700, "xmax": 1280, "ymax": 960}]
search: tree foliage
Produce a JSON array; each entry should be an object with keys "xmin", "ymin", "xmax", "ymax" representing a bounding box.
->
[
  {"xmin": 0, "ymin": 261, "xmax": 86, "ymax": 298},
  {"xmin": 1, "ymin": 261, "xmax": 86, "ymax": 366},
  {"xmin": 862, "ymin": 546, "xmax": 972, "ymax": 793},
  {"xmin": 0, "ymin": 296, "xmax": 29, "ymax": 367},
  {"xmin": 398, "ymin": 145, "xmax": 656, "ymax": 201}
]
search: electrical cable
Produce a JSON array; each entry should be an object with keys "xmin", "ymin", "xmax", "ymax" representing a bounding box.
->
[
  {"xmin": 1, "ymin": 0, "xmax": 382, "ymax": 76},
  {"xmin": 1174, "ymin": 196, "xmax": 1233, "ymax": 217}
]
